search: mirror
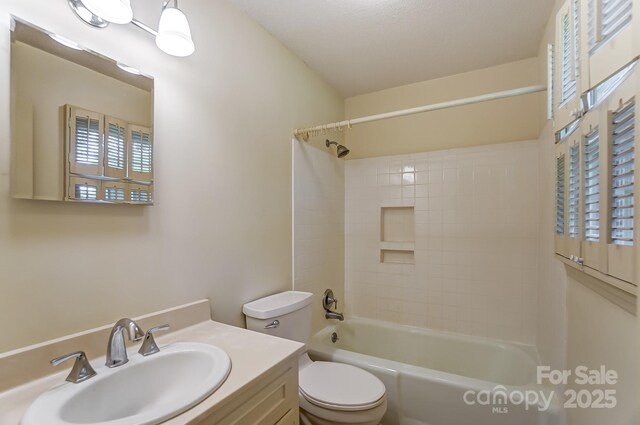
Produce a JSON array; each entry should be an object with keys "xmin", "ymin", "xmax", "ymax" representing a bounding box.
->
[{"xmin": 10, "ymin": 17, "xmax": 154, "ymax": 204}]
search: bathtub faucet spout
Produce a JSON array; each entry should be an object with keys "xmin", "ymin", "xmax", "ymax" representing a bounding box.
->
[{"xmin": 325, "ymin": 311, "xmax": 344, "ymax": 321}]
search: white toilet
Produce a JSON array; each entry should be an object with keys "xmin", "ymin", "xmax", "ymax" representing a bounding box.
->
[{"xmin": 243, "ymin": 291, "xmax": 387, "ymax": 425}]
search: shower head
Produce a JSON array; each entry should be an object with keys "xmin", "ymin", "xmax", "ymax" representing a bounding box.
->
[{"xmin": 325, "ymin": 139, "xmax": 350, "ymax": 158}]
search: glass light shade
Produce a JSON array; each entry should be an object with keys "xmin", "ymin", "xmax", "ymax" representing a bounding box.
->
[
  {"xmin": 82, "ymin": 0, "xmax": 133, "ymax": 24},
  {"xmin": 155, "ymin": 7, "xmax": 195, "ymax": 57}
]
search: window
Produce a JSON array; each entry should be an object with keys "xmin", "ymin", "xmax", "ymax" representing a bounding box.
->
[
  {"xmin": 610, "ymin": 99, "xmax": 635, "ymax": 246},
  {"xmin": 584, "ymin": 128, "xmax": 601, "ymax": 241}
]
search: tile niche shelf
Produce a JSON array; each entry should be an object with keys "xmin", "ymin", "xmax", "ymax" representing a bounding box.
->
[{"xmin": 380, "ymin": 206, "xmax": 415, "ymax": 264}]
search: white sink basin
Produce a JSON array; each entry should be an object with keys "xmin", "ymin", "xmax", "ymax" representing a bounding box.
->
[{"xmin": 21, "ymin": 342, "xmax": 231, "ymax": 425}]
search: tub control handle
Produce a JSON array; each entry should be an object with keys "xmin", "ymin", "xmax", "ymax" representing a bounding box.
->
[{"xmin": 264, "ymin": 320, "xmax": 280, "ymax": 329}]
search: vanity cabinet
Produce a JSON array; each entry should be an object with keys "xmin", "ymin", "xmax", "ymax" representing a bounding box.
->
[
  {"xmin": 195, "ymin": 360, "xmax": 299, "ymax": 425},
  {"xmin": 554, "ymin": 65, "xmax": 638, "ymax": 290}
]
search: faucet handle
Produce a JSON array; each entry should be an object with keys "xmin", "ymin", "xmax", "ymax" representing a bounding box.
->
[
  {"xmin": 138, "ymin": 324, "xmax": 170, "ymax": 356},
  {"xmin": 323, "ymin": 289, "xmax": 338, "ymax": 311},
  {"xmin": 51, "ymin": 351, "xmax": 97, "ymax": 383}
]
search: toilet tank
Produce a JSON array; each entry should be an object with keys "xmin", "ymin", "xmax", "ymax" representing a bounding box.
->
[{"xmin": 243, "ymin": 291, "xmax": 313, "ymax": 344}]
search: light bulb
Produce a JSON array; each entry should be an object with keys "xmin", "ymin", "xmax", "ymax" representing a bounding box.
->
[
  {"xmin": 155, "ymin": 7, "xmax": 195, "ymax": 57},
  {"xmin": 49, "ymin": 33, "xmax": 83, "ymax": 50},
  {"xmin": 82, "ymin": 0, "xmax": 133, "ymax": 24}
]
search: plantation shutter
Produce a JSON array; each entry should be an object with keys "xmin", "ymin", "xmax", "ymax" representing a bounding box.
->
[
  {"xmin": 573, "ymin": 0, "xmax": 580, "ymax": 78},
  {"xmin": 610, "ymin": 99, "xmax": 635, "ymax": 246},
  {"xmin": 102, "ymin": 181, "xmax": 128, "ymax": 203},
  {"xmin": 68, "ymin": 106, "xmax": 103, "ymax": 176},
  {"xmin": 548, "ymin": 44, "xmax": 555, "ymax": 120},
  {"xmin": 104, "ymin": 116, "xmax": 127, "ymax": 179},
  {"xmin": 128, "ymin": 125, "xmax": 153, "ymax": 181},
  {"xmin": 560, "ymin": 10, "xmax": 578, "ymax": 104},
  {"xmin": 129, "ymin": 183, "xmax": 153, "ymax": 204},
  {"xmin": 589, "ymin": 0, "xmax": 633, "ymax": 51},
  {"xmin": 601, "ymin": 0, "xmax": 633, "ymax": 43},
  {"xmin": 68, "ymin": 176, "xmax": 99, "ymax": 201},
  {"xmin": 556, "ymin": 154, "xmax": 567, "ymax": 236},
  {"xmin": 584, "ymin": 129, "xmax": 601, "ymax": 241},
  {"xmin": 569, "ymin": 144, "xmax": 581, "ymax": 238}
]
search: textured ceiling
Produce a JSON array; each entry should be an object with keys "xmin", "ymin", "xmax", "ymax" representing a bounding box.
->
[{"xmin": 229, "ymin": 0, "xmax": 555, "ymax": 97}]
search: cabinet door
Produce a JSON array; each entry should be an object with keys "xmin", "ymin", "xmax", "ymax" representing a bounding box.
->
[
  {"xmin": 603, "ymin": 71, "xmax": 636, "ymax": 283},
  {"xmin": 587, "ymin": 0, "xmax": 638, "ymax": 86},
  {"xmin": 555, "ymin": 0, "xmax": 582, "ymax": 128},
  {"xmin": 555, "ymin": 140, "xmax": 570, "ymax": 257}
]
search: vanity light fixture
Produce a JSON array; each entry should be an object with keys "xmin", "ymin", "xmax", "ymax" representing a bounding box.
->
[
  {"xmin": 155, "ymin": 1, "xmax": 195, "ymax": 57},
  {"xmin": 68, "ymin": 0, "xmax": 195, "ymax": 57},
  {"xmin": 116, "ymin": 62, "xmax": 142, "ymax": 75},
  {"xmin": 82, "ymin": 0, "xmax": 133, "ymax": 24},
  {"xmin": 49, "ymin": 33, "xmax": 83, "ymax": 50}
]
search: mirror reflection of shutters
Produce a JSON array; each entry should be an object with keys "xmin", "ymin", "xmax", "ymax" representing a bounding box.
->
[
  {"xmin": 68, "ymin": 176, "xmax": 99, "ymax": 201},
  {"xmin": 129, "ymin": 125, "xmax": 153, "ymax": 181},
  {"xmin": 129, "ymin": 184, "xmax": 153, "ymax": 204},
  {"xmin": 68, "ymin": 107, "xmax": 103, "ymax": 176},
  {"xmin": 105, "ymin": 116, "xmax": 127, "ymax": 179},
  {"xmin": 103, "ymin": 181, "xmax": 128, "ymax": 202}
]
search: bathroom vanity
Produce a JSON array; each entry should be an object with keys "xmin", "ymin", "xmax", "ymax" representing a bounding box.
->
[{"xmin": 0, "ymin": 300, "xmax": 303, "ymax": 424}]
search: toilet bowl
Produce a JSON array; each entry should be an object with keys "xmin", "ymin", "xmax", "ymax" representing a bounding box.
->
[{"xmin": 243, "ymin": 291, "xmax": 387, "ymax": 425}]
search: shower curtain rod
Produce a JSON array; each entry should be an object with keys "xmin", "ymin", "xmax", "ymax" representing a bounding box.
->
[{"xmin": 294, "ymin": 84, "xmax": 547, "ymax": 139}]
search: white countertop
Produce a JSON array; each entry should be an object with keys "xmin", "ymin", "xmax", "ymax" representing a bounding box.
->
[{"xmin": 0, "ymin": 320, "xmax": 304, "ymax": 425}]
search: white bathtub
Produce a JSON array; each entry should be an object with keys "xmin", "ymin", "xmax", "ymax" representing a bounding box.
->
[{"xmin": 308, "ymin": 318, "xmax": 563, "ymax": 425}]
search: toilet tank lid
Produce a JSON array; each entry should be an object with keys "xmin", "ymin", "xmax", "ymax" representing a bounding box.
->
[{"xmin": 243, "ymin": 291, "xmax": 313, "ymax": 319}]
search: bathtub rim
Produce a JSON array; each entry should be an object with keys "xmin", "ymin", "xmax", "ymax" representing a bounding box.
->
[{"xmin": 309, "ymin": 317, "xmax": 548, "ymax": 392}]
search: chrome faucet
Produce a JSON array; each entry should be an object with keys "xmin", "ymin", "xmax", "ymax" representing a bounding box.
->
[
  {"xmin": 51, "ymin": 351, "xmax": 97, "ymax": 383},
  {"xmin": 325, "ymin": 311, "xmax": 344, "ymax": 321},
  {"xmin": 323, "ymin": 289, "xmax": 345, "ymax": 321},
  {"xmin": 106, "ymin": 318, "xmax": 144, "ymax": 368}
]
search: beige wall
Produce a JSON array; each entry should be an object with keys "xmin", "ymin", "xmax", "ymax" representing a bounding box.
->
[
  {"xmin": 0, "ymin": 0, "xmax": 343, "ymax": 353},
  {"xmin": 11, "ymin": 41, "xmax": 152, "ymax": 200},
  {"xmin": 566, "ymin": 276, "xmax": 639, "ymax": 424},
  {"xmin": 344, "ymin": 58, "xmax": 544, "ymax": 159},
  {"xmin": 293, "ymin": 141, "xmax": 345, "ymax": 334}
]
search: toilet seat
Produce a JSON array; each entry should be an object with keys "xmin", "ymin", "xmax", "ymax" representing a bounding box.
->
[{"xmin": 299, "ymin": 361, "xmax": 386, "ymax": 411}]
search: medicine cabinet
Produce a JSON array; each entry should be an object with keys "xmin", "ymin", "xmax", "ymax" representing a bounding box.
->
[{"xmin": 10, "ymin": 17, "xmax": 154, "ymax": 204}]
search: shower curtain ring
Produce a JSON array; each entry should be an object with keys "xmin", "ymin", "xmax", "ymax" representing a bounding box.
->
[{"xmin": 347, "ymin": 120, "xmax": 352, "ymax": 130}]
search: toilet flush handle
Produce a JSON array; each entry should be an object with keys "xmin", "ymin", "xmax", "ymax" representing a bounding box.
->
[{"xmin": 264, "ymin": 320, "xmax": 280, "ymax": 329}]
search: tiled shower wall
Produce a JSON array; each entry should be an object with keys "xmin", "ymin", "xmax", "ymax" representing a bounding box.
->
[
  {"xmin": 293, "ymin": 141, "xmax": 345, "ymax": 334},
  {"xmin": 345, "ymin": 140, "xmax": 539, "ymax": 344}
]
